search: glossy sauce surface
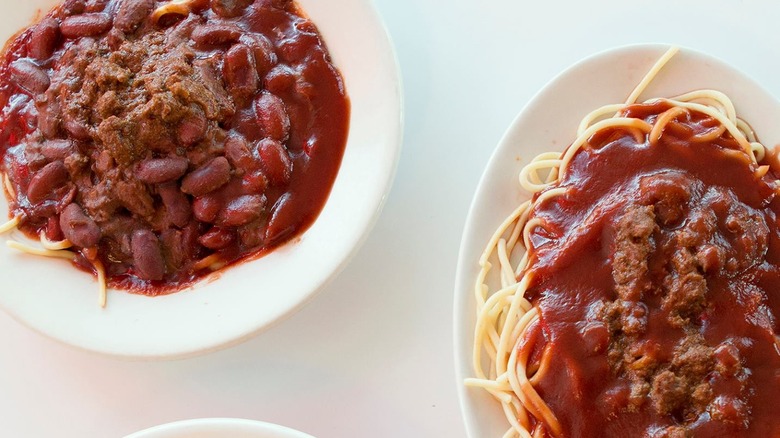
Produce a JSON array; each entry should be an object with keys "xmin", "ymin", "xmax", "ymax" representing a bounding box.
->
[{"xmin": 524, "ymin": 102, "xmax": 780, "ymax": 436}]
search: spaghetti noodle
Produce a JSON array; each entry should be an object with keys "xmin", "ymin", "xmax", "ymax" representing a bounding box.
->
[{"xmin": 466, "ymin": 47, "xmax": 780, "ymax": 437}]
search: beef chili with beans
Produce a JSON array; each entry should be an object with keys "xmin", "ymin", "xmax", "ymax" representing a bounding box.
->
[{"xmin": 0, "ymin": 0, "xmax": 350, "ymax": 295}]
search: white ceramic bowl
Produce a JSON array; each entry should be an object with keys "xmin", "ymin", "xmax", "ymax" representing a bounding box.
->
[
  {"xmin": 0, "ymin": 0, "xmax": 402, "ymax": 358},
  {"xmin": 125, "ymin": 418, "xmax": 315, "ymax": 438},
  {"xmin": 453, "ymin": 44, "xmax": 780, "ymax": 437}
]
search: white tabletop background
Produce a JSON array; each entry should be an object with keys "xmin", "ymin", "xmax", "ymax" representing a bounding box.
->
[{"xmin": 3, "ymin": 1, "xmax": 780, "ymax": 437}]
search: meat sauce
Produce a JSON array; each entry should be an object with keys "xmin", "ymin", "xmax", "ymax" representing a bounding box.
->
[
  {"xmin": 0, "ymin": 0, "xmax": 349, "ymax": 294},
  {"xmin": 524, "ymin": 101, "xmax": 780, "ymax": 436}
]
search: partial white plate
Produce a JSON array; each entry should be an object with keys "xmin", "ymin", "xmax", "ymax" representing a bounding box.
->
[
  {"xmin": 453, "ymin": 44, "xmax": 780, "ymax": 437},
  {"xmin": 0, "ymin": 0, "xmax": 402, "ymax": 358},
  {"xmin": 125, "ymin": 418, "xmax": 315, "ymax": 438}
]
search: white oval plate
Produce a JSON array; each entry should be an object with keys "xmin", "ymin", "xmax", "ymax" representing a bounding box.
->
[
  {"xmin": 0, "ymin": 0, "xmax": 402, "ymax": 358},
  {"xmin": 453, "ymin": 44, "xmax": 780, "ymax": 437},
  {"xmin": 125, "ymin": 418, "xmax": 315, "ymax": 438}
]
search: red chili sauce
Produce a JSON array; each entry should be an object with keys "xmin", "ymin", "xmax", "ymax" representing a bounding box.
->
[
  {"xmin": 523, "ymin": 101, "xmax": 780, "ymax": 436},
  {"xmin": 0, "ymin": 0, "xmax": 349, "ymax": 294}
]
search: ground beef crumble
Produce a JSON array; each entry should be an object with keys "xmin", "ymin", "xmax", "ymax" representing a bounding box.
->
[{"xmin": 595, "ymin": 172, "xmax": 768, "ymax": 434}]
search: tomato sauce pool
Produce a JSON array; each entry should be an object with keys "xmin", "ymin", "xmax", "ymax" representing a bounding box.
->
[
  {"xmin": 0, "ymin": 0, "xmax": 350, "ymax": 294},
  {"xmin": 523, "ymin": 101, "xmax": 780, "ymax": 437}
]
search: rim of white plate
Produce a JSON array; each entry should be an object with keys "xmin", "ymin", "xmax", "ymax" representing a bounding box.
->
[{"xmin": 124, "ymin": 418, "xmax": 316, "ymax": 438}]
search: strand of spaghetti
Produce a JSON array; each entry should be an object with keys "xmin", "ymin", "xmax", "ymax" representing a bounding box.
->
[
  {"xmin": 473, "ymin": 283, "xmax": 529, "ymax": 379},
  {"xmin": 3, "ymin": 172, "xmax": 14, "ymax": 198},
  {"xmin": 502, "ymin": 400, "xmax": 533, "ymax": 438},
  {"xmin": 519, "ymin": 187, "xmax": 567, "ymax": 250},
  {"xmin": 662, "ymin": 98, "xmax": 755, "ymax": 159},
  {"xmin": 649, "ymin": 106, "xmax": 688, "ymax": 147},
  {"xmin": 522, "ymin": 217, "xmax": 546, "ymax": 252},
  {"xmin": 480, "ymin": 287, "xmax": 534, "ymax": 361},
  {"xmin": 736, "ymin": 118, "xmax": 757, "ymax": 142},
  {"xmin": 94, "ymin": 259, "xmax": 107, "ymax": 308},
  {"xmin": 577, "ymin": 104, "xmax": 626, "ymax": 136},
  {"xmin": 500, "ymin": 399, "xmax": 533, "ymax": 438},
  {"xmin": 39, "ymin": 231, "xmax": 73, "ymax": 250},
  {"xmin": 479, "ymin": 202, "xmax": 532, "ymax": 266},
  {"xmin": 0, "ymin": 216, "xmax": 20, "ymax": 234},
  {"xmin": 519, "ymin": 159, "xmax": 561, "ymax": 193},
  {"xmin": 751, "ymin": 143, "xmax": 765, "ymax": 162},
  {"xmin": 495, "ymin": 274, "xmax": 533, "ymax": 376},
  {"xmin": 472, "ymin": 282, "xmax": 506, "ymax": 374},
  {"xmin": 505, "ymin": 309, "xmax": 562, "ymax": 436},
  {"xmin": 6, "ymin": 240, "xmax": 76, "ymax": 260},
  {"xmin": 151, "ymin": 0, "xmax": 194, "ymax": 24},
  {"xmin": 464, "ymin": 377, "xmax": 511, "ymax": 392},
  {"xmin": 497, "ymin": 239, "xmax": 516, "ymax": 288},
  {"xmin": 559, "ymin": 118, "xmax": 653, "ymax": 173},
  {"xmin": 672, "ymin": 89, "xmax": 736, "ymax": 123},
  {"xmin": 528, "ymin": 344, "xmax": 553, "ymax": 386},
  {"xmin": 624, "ymin": 46, "xmax": 680, "ymax": 105},
  {"xmin": 505, "ymin": 215, "xmax": 525, "ymax": 259},
  {"xmin": 193, "ymin": 253, "xmax": 223, "ymax": 271},
  {"xmin": 688, "ymin": 124, "xmax": 727, "ymax": 143}
]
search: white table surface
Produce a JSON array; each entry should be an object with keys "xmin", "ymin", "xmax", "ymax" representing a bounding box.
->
[{"xmin": 3, "ymin": 1, "xmax": 780, "ymax": 437}]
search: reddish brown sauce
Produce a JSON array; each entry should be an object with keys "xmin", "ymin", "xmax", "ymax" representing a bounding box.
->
[
  {"xmin": 524, "ymin": 101, "xmax": 780, "ymax": 437},
  {"xmin": 0, "ymin": 0, "xmax": 349, "ymax": 294}
]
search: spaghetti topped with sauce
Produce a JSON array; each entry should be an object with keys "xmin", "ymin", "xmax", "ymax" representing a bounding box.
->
[{"xmin": 467, "ymin": 47, "xmax": 780, "ymax": 437}]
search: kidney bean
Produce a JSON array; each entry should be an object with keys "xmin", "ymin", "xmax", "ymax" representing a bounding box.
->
[
  {"xmin": 181, "ymin": 156, "xmax": 231, "ymax": 196},
  {"xmin": 225, "ymin": 135, "xmax": 254, "ymax": 172},
  {"xmin": 62, "ymin": 0, "xmax": 87, "ymax": 15},
  {"xmin": 131, "ymin": 229, "xmax": 165, "ymax": 281},
  {"xmin": 237, "ymin": 218, "xmax": 265, "ymax": 248},
  {"xmin": 106, "ymin": 27, "xmax": 126, "ymax": 51},
  {"xmin": 27, "ymin": 160, "xmax": 69, "ymax": 204},
  {"xmin": 28, "ymin": 19, "xmax": 60, "ymax": 61},
  {"xmin": 59, "ymin": 203, "xmax": 101, "ymax": 247},
  {"xmin": 265, "ymin": 193, "xmax": 295, "ymax": 244},
  {"xmin": 257, "ymin": 138, "xmax": 292, "ymax": 185},
  {"xmin": 160, "ymin": 228, "xmax": 183, "ymax": 271},
  {"xmin": 211, "ymin": 0, "xmax": 252, "ymax": 18},
  {"xmin": 241, "ymin": 170, "xmax": 268, "ymax": 194},
  {"xmin": 224, "ymin": 44, "xmax": 259, "ymax": 102},
  {"xmin": 9, "ymin": 59, "xmax": 50, "ymax": 95},
  {"xmin": 135, "ymin": 156, "xmax": 190, "ymax": 184},
  {"xmin": 115, "ymin": 0, "xmax": 154, "ymax": 32},
  {"xmin": 45, "ymin": 215, "xmax": 65, "ymax": 242},
  {"xmin": 41, "ymin": 140, "xmax": 76, "ymax": 161},
  {"xmin": 198, "ymin": 226, "xmax": 235, "ymax": 249},
  {"xmin": 85, "ymin": 0, "xmax": 111, "ymax": 12},
  {"xmin": 190, "ymin": 23, "xmax": 241, "ymax": 48},
  {"xmin": 217, "ymin": 194, "xmax": 265, "ymax": 227},
  {"xmin": 37, "ymin": 99, "xmax": 62, "ymax": 139},
  {"xmin": 63, "ymin": 113, "xmax": 91, "ymax": 141},
  {"xmin": 242, "ymin": 34, "xmax": 277, "ymax": 78},
  {"xmin": 255, "ymin": 93, "xmax": 290, "ymax": 142},
  {"xmin": 193, "ymin": 194, "xmax": 221, "ymax": 223},
  {"xmin": 60, "ymin": 13, "xmax": 113, "ymax": 38},
  {"xmin": 278, "ymin": 35, "xmax": 314, "ymax": 63},
  {"xmin": 158, "ymin": 183, "xmax": 191, "ymax": 228},
  {"xmin": 177, "ymin": 110, "xmax": 207, "ymax": 146},
  {"xmin": 164, "ymin": 221, "xmax": 200, "ymax": 269},
  {"xmin": 263, "ymin": 65, "xmax": 296, "ymax": 94}
]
